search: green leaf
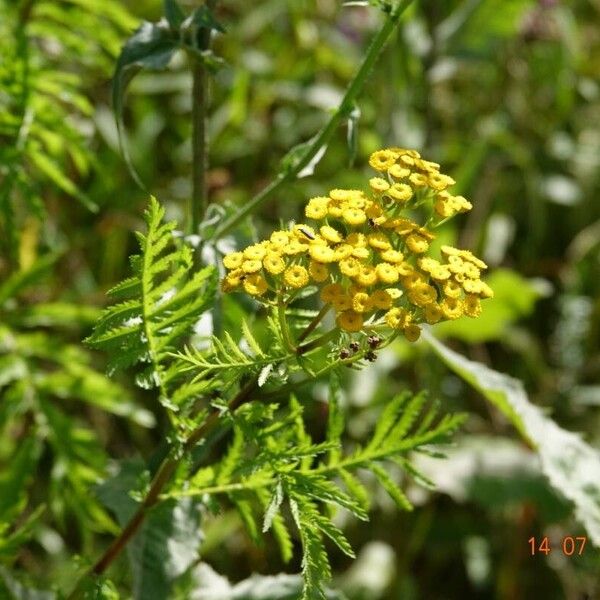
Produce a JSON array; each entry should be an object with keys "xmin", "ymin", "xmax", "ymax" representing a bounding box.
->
[
  {"xmin": 163, "ymin": 0, "xmax": 185, "ymax": 28},
  {"xmin": 112, "ymin": 22, "xmax": 178, "ymax": 186},
  {"xmin": 0, "ymin": 253, "xmax": 60, "ymax": 306},
  {"xmin": 97, "ymin": 460, "xmax": 203, "ymax": 600},
  {"xmin": 0, "ymin": 506, "xmax": 45, "ymax": 560},
  {"xmin": 326, "ymin": 372, "xmax": 344, "ymax": 466},
  {"xmin": 425, "ymin": 331, "xmax": 600, "ymax": 547},
  {"xmin": 371, "ymin": 464, "xmax": 413, "ymax": 512},
  {"xmin": 175, "ymin": 563, "xmax": 347, "ymax": 599},
  {"xmin": 28, "ymin": 149, "xmax": 97, "ymax": 212},
  {"xmin": 0, "ymin": 437, "xmax": 42, "ymax": 523}
]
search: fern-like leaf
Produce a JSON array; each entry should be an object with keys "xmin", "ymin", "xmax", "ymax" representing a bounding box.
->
[{"xmin": 86, "ymin": 197, "xmax": 216, "ymax": 412}]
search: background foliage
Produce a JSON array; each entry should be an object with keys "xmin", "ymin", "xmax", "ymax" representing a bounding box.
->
[{"xmin": 1, "ymin": 0, "xmax": 600, "ymax": 598}]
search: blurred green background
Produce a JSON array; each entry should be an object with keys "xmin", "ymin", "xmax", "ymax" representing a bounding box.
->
[{"xmin": 1, "ymin": 0, "xmax": 600, "ymax": 598}]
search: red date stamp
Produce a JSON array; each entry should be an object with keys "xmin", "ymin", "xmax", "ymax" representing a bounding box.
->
[{"xmin": 528, "ymin": 536, "xmax": 587, "ymax": 556}]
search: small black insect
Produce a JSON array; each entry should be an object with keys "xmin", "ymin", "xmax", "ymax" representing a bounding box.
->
[
  {"xmin": 299, "ymin": 227, "xmax": 316, "ymax": 240},
  {"xmin": 368, "ymin": 218, "xmax": 379, "ymax": 228}
]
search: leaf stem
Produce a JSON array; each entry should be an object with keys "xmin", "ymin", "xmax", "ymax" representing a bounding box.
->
[{"xmin": 209, "ymin": 0, "xmax": 413, "ymax": 241}]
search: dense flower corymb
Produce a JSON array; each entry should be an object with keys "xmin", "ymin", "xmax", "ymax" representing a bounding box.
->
[{"xmin": 221, "ymin": 147, "xmax": 493, "ymax": 342}]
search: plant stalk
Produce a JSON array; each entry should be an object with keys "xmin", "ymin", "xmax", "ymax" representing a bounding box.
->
[
  {"xmin": 210, "ymin": 0, "xmax": 413, "ymax": 241},
  {"xmin": 66, "ymin": 377, "xmax": 256, "ymax": 599},
  {"xmin": 189, "ymin": 0, "xmax": 218, "ymax": 235}
]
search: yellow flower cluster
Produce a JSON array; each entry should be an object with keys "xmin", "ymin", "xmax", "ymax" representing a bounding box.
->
[{"xmin": 221, "ymin": 147, "xmax": 493, "ymax": 342}]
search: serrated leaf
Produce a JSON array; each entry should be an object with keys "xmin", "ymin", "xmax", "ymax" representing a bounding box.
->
[
  {"xmin": 312, "ymin": 512, "xmax": 355, "ymax": 558},
  {"xmin": 425, "ymin": 330, "xmax": 600, "ymax": 546},
  {"xmin": 258, "ymin": 364, "xmax": 274, "ymax": 387},
  {"xmin": 242, "ymin": 319, "xmax": 265, "ymax": 357},
  {"xmin": 371, "ymin": 464, "xmax": 413, "ymax": 512},
  {"xmin": 262, "ymin": 480, "xmax": 284, "ymax": 533}
]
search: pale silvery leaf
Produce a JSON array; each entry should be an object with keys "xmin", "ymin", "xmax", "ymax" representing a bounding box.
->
[{"xmin": 424, "ymin": 331, "xmax": 600, "ymax": 546}]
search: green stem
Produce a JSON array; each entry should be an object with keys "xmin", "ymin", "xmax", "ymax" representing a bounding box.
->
[
  {"xmin": 277, "ymin": 300, "xmax": 296, "ymax": 353},
  {"xmin": 189, "ymin": 0, "xmax": 218, "ymax": 234},
  {"xmin": 297, "ymin": 303, "xmax": 331, "ymax": 344},
  {"xmin": 210, "ymin": 1, "xmax": 413, "ymax": 241}
]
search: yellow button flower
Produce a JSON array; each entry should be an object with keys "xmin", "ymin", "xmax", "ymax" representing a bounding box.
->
[
  {"xmin": 385, "ymin": 307, "xmax": 410, "ymax": 330},
  {"xmin": 443, "ymin": 280, "xmax": 462, "ymax": 299},
  {"xmin": 343, "ymin": 207, "xmax": 367, "ymax": 226},
  {"xmin": 221, "ymin": 268, "xmax": 244, "ymax": 292},
  {"xmin": 375, "ymin": 263, "xmax": 399, "ymax": 284},
  {"xmin": 351, "ymin": 247, "xmax": 370, "ymax": 260},
  {"xmin": 424, "ymin": 303, "xmax": 443, "ymax": 324},
  {"xmin": 365, "ymin": 201, "xmax": 384, "ymax": 220},
  {"xmin": 428, "ymin": 173, "xmax": 455, "ymax": 191},
  {"xmin": 332, "ymin": 294, "xmax": 352, "ymax": 312},
  {"xmin": 309, "ymin": 245, "xmax": 336, "ymax": 263},
  {"xmin": 242, "ymin": 260, "xmax": 262, "ymax": 273},
  {"xmin": 263, "ymin": 252, "xmax": 285, "ymax": 275},
  {"xmin": 385, "ymin": 288, "xmax": 403, "ymax": 300},
  {"xmin": 370, "ymin": 289, "xmax": 392, "ymax": 310},
  {"xmin": 284, "ymin": 265, "xmax": 309, "ymax": 288},
  {"xmin": 430, "ymin": 265, "xmax": 451, "ymax": 281},
  {"xmin": 305, "ymin": 196, "xmax": 329, "ymax": 220},
  {"xmin": 339, "ymin": 258, "xmax": 360, "ymax": 277},
  {"xmin": 387, "ymin": 183, "xmax": 413, "ymax": 203},
  {"xmin": 369, "ymin": 177, "xmax": 390, "ymax": 193},
  {"xmin": 434, "ymin": 198, "xmax": 457, "ymax": 218},
  {"xmin": 320, "ymin": 225, "xmax": 343, "ymax": 244},
  {"xmin": 406, "ymin": 233, "xmax": 429, "ymax": 254},
  {"xmin": 337, "ymin": 310, "xmax": 363, "ymax": 333},
  {"xmin": 270, "ymin": 231, "xmax": 289, "ymax": 248},
  {"xmin": 403, "ymin": 324, "xmax": 421, "ymax": 342},
  {"xmin": 368, "ymin": 232, "xmax": 391, "ymax": 250},
  {"xmin": 243, "ymin": 244, "xmax": 267, "ymax": 261},
  {"xmin": 243, "ymin": 274, "xmax": 268, "ymax": 296},
  {"xmin": 440, "ymin": 298, "xmax": 463, "ymax": 320},
  {"xmin": 294, "ymin": 224, "xmax": 317, "ymax": 241},
  {"xmin": 346, "ymin": 232, "xmax": 367, "ymax": 247},
  {"xmin": 463, "ymin": 294, "xmax": 482, "ymax": 317},
  {"xmin": 283, "ymin": 240, "xmax": 308, "ymax": 255},
  {"xmin": 223, "ymin": 251, "xmax": 243, "ymax": 270},
  {"xmin": 356, "ymin": 265, "xmax": 377, "ymax": 287},
  {"xmin": 321, "ymin": 283, "xmax": 344, "ymax": 304},
  {"xmin": 352, "ymin": 292, "xmax": 372, "ymax": 314},
  {"xmin": 309, "ymin": 260, "xmax": 328, "ymax": 283},
  {"xmin": 409, "ymin": 172, "xmax": 428, "ymax": 187},
  {"xmin": 380, "ymin": 249, "xmax": 404, "ymax": 263},
  {"xmin": 388, "ymin": 164, "xmax": 410, "ymax": 179},
  {"xmin": 369, "ymin": 149, "xmax": 398, "ymax": 172},
  {"xmin": 333, "ymin": 244, "xmax": 353, "ymax": 260},
  {"xmin": 408, "ymin": 283, "xmax": 437, "ymax": 308},
  {"xmin": 418, "ymin": 257, "xmax": 441, "ymax": 273}
]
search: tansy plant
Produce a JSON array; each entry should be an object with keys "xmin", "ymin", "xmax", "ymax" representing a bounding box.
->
[{"xmin": 63, "ymin": 2, "xmax": 493, "ymax": 599}]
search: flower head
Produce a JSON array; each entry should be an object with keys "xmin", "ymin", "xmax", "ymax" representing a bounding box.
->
[{"xmin": 221, "ymin": 147, "xmax": 493, "ymax": 344}]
